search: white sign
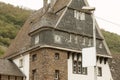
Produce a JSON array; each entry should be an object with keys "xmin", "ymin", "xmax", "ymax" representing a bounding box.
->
[{"xmin": 82, "ymin": 47, "xmax": 96, "ymax": 67}]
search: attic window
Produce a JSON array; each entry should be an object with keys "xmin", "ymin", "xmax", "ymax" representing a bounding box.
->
[
  {"xmin": 88, "ymin": 38, "xmax": 92, "ymax": 46},
  {"xmin": 82, "ymin": 37, "xmax": 86, "ymax": 45},
  {"xmin": 99, "ymin": 43, "xmax": 103, "ymax": 49},
  {"xmin": 74, "ymin": 10, "xmax": 85, "ymax": 20},
  {"xmin": 54, "ymin": 35, "xmax": 61, "ymax": 43},
  {"xmin": 34, "ymin": 35, "xmax": 39, "ymax": 45},
  {"xmin": 19, "ymin": 58, "xmax": 23, "ymax": 68}
]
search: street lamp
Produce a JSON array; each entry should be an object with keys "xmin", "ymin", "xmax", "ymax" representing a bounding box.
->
[{"xmin": 82, "ymin": 6, "xmax": 97, "ymax": 80}]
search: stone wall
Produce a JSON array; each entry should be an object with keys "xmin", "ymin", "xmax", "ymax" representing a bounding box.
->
[{"xmin": 30, "ymin": 48, "xmax": 68, "ymax": 80}]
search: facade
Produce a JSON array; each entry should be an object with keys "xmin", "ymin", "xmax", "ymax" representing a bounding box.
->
[{"xmin": 2, "ymin": 0, "xmax": 113, "ymax": 80}]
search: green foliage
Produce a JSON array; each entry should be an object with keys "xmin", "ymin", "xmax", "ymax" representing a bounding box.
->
[
  {"xmin": 101, "ymin": 29, "xmax": 120, "ymax": 54},
  {"xmin": 0, "ymin": 2, "xmax": 32, "ymax": 55}
]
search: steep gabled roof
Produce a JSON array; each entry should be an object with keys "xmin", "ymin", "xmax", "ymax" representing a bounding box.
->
[
  {"xmin": 3, "ymin": 7, "xmax": 48, "ymax": 58},
  {"xmin": 0, "ymin": 59, "xmax": 25, "ymax": 76},
  {"xmin": 4, "ymin": 0, "xmax": 111, "ymax": 58}
]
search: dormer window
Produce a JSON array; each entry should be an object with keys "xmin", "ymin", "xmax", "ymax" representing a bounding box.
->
[
  {"xmin": 88, "ymin": 38, "xmax": 92, "ymax": 46},
  {"xmin": 54, "ymin": 35, "xmax": 61, "ymax": 43},
  {"xmin": 82, "ymin": 37, "xmax": 86, "ymax": 45},
  {"xmin": 19, "ymin": 58, "xmax": 23, "ymax": 68},
  {"xmin": 34, "ymin": 35, "xmax": 39, "ymax": 45},
  {"xmin": 99, "ymin": 43, "xmax": 103, "ymax": 49},
  {"xmin": 74, "ymin": 10, "xmax": 85, "ymax": 20}
]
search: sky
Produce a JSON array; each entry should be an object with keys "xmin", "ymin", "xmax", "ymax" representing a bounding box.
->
[{"xmin": 0, "ymin": 0, "xmax": 120, "ymax": 35}]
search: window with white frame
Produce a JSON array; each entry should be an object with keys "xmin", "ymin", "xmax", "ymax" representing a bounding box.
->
[
  {"xmin": 68, "ymin": 34, "xmax": 72, "ymax": 43},
  {"xmin": 73, "ymin": 61, "xmax": 77, "ymax": 74},
  {"xmin": 55, "ymin": 70, "xmax": 59, "ymax": 80},
  {"xmin": 97, "ymin": 67, "xmax": 102, "ymax": 76},
  {"xmin": 19, "ymin": 58, "xmax": 23, "ymax": 68},
  {"xmin": 54, "ymin": 35, "xmax": 61, "ymax": 43},
  {"xmin": 78, "ymin": 61, "xmax": 82, "ymax": 74},
  {"xmin": 74, "ymin": 10, "xmax": 85, "ymax": 20},
  {"xmin": 82, "ymin": 37, "xmax": 86, "ymax": 45},
  {"xmin": 55, "ymin": 53, "xmax": 59, "ymax": 60},
  {"xmin": 34, "ymin": 35, "xmax": 39, "ymax": 45},
  {"xmin": 72, "ymin": 54, "xmax": 87, "ymax": 75},
  {"xmin": 75, "ymin": 36, "xmax": 78, "ymax": 44},
  {"xmin": 82, "ymin": 67, "xmax": 87, "ymax": 75},
  {"xmin": 99, "ymin": 43, "xmax": 103, "ymax": 49},
  {"xmin": 88, "ymin": 38, "xmax": 92, "ymax": 46}
]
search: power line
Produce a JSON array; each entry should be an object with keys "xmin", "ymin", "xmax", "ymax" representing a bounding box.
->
[{"xmin": 95, "ymin": 16, "xmax": 120, "ymax": 28}]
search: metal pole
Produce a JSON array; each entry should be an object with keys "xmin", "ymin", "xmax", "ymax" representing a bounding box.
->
[{"xmin": 92, "ymin": 11, "xmax": 97, "ymax": 80}]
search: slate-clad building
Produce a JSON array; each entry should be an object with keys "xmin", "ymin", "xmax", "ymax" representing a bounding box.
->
[
  {"xmin": 0, "ymin": 59, "xmax": 25, "ymax": 80},
  {"xmin": 1, "ymin": 0, "xmax": 113, "ymax": 80}
]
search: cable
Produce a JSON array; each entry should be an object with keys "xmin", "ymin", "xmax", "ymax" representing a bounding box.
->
[{"xmin": 95, "ymin": 16, "xmax": 120, "ymax": 28}]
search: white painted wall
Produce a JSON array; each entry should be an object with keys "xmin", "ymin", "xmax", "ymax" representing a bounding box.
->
[
  {"xmin": 68, "ymin": 54, "xmax": 113, "ymax": 80},
  {"xmin": 13, "ymin": 54, "xmax": 30, "ymax": 80}
]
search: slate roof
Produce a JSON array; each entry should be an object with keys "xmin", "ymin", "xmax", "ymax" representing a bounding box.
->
[
  {"xmin": 3, "ymin": 0, "xmax": 111, "ymax": 58},
  {"xmin": 0, "ymin": 59, "xmax": 25, "ymax": 77},
  {"xmin": 109, "ymin": 54, "xmax": 120, "ymax": 80}
]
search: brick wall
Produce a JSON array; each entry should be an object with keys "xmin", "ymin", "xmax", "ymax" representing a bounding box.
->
[{"xmin": 30, "ymin": 48, "xmax": 68, "ymax": 80}]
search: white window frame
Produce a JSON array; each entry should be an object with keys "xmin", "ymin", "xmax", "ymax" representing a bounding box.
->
[
  {"xmin": 82, "ymin": 37, "xmax": 86, "ymax": 45},
  {"xmin": 74, "ymin": 10, "xmax": 85, "ymax": 20},
  {"xmin": 35, "ymin": 35, "xmax": 39, "ymax": 45},
  {"xmin": 88, "ymin": 38, "xmax": 92, "ymax": 46},
  {"xmin": 97, "ymin": 67, "xmax": 102, "ymax": 76},
  {"xmin": 54, "ymin": 35, "xmax": 61, "ymax": 43},
  {"xmin": 73, "ymin": 61, "xmax": 77, "ymax": 74},
  {"xmin": 55, "ymin": 70, "xmax": 59, "ymax": 80},
  {"xmin": 80, "ymin": 12, "xmax": 85, "ymax": 20},
  {"xmin": 19, "ymin": 58, "xmax": 23, "ymax": 68},
  {"xmin": 99, "ymin": 43, "xmax": 103, "ymax": 48}
]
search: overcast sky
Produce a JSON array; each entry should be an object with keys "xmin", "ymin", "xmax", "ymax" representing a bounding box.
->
[{"xmin": 0, "ymin": 0, "xmax": 120, "ymax": 35}]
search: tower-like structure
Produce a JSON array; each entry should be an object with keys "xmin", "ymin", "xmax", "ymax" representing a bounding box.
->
[{"xmin": 3, "ymin": 0, "xmax": 113, "ymax": 80}]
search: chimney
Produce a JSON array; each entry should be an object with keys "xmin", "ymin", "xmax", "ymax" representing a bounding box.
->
[
  {"xmin": 43, "ymin": 0, "xmax": 48, "ymax": 8},
  {"xmin": 49, "ymin": 0, "xmax": 57, "ymax": 12}
]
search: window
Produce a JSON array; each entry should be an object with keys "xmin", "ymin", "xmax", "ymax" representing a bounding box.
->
[
  {"xmin": 97, "ymin": 67, "xmax": 102, "ymax": 76},
  {"xmin": 55, "ymin": 70, "xmax": 59, "ymax": 80},
  {"xmin": 32, "ymin": 69, "xmax": 37, "ymax": 80},
  {"xmin": 82, "ymin": 67, "xmax": 87, "ymax": 75},
  {"xmin": 78, "ymin": 61, "xmax": 82, "ymax": 74},
  {"xmin": 73, "ymin": 61, "xmax": 77, "ymax": 73},
  {"xmin": 54, "ymin": 35, "xmax": 61, "ymax": 43},
  {"xmin": 82, "ymin": 37, "xmax": 86, "ymax": 45},
  {"xmin": 99, "ymin": 43, "xmax": 103, "ymax": 48},
  {"xmin": 88, "ymin": 38, "xmax": 92, "ymax": 46},
  {"xmin": 32, "ymin": 54, "xmax": 37, "ymax": 61},
  {"xmin": 19, "ymin": 58, "xmax": 23, "ymax": 68},
  {"xmin": 55, "ymin": 53, "xmax": 59, "ymax": 60},
  {"xmin": 75, "ymin": 36, "xmax": 78, "ymax": 44},
  {"xmin": 72, "ymin": 55, "xmax": 87, "ymax": 75},
  {"xmin": 74, "ymin": 10, "xmax": 85, "ymax": 20},
  {"xmin": 35, "ymin": 35, "xmax": 39, "ymax": 45},
  {"xmin": 80, "ymin": 12, "xmax": 85, "ymax": 20}
]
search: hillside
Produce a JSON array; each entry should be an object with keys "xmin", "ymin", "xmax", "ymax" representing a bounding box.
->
[
  {"xmin": 0, "ymin": 2, "xmax": 32, "ymax": 55},
  {"xmin": 0, "ymin": 2, "xmax": 120, "ymax": 56},
  {"xmin": 101, "ymin": 29, "xmax": 120, "ymax": 54}
]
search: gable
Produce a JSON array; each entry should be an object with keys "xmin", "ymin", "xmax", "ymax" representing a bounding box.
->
[{"xmin": 56, "ymin": 0, "xmax": 102, "ymax": 39}]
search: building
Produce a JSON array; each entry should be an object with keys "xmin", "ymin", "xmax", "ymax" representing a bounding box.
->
[{"xmin": 2, "ymin": 0, "xmax": 113, "ymax": 80}]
